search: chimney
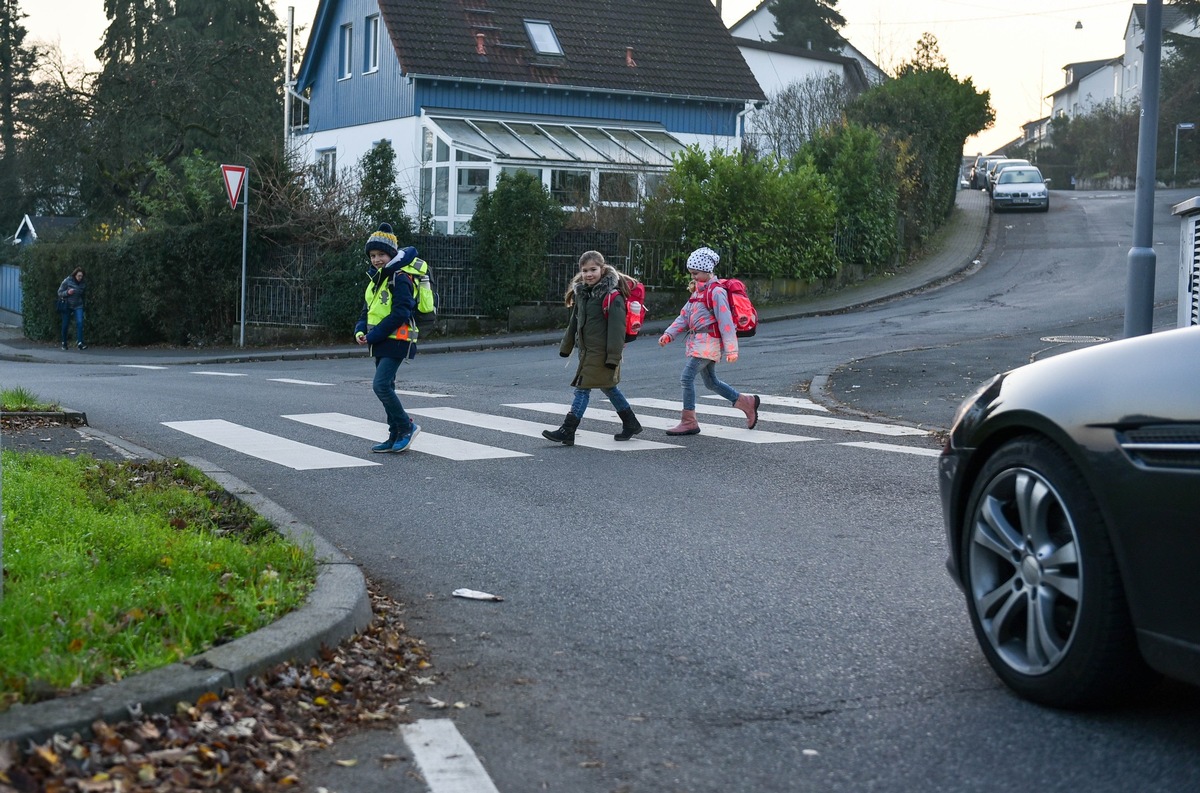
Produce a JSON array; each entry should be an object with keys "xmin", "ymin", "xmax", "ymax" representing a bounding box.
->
[
  {"xmin": 476, "ymin": 33, "xmax": 486, "ymax": 56},
  {"xmin": 625, "ymin": 46, "xmax": 636, "ymax": 67}
]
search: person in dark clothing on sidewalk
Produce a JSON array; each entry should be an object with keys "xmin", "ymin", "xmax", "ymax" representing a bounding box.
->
[
  {"xmin": 354, "ymin": 223, "xmax": 422, "ymax": 454},
  {"xmin": 57, "ymin": 268, "xmax": 88, "ymax": 350}
]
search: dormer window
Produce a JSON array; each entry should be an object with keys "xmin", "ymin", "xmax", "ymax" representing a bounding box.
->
[{"xmin": 524, "ymin": 20, "xmax": 563, "ymax": 56}]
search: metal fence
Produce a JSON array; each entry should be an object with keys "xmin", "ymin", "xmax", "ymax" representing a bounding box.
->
[{"xmin": 244, "ymin": 228, "xmax": 874, "ymax": 328}]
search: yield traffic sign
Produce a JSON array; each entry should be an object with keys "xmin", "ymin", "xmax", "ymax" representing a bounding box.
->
[{"xmin": 220, "ymin": 164, "xmax": 248, "ymax": 210}]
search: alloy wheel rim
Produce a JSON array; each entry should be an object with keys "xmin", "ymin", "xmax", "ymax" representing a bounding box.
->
[{"xmin": 968, "ymin": 467, "xmax": 1082, "ymax": 675}]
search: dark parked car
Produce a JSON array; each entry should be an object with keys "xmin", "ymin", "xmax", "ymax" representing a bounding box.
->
[
  {"xmin": 939, "ymin": 327, "xmax": 1200, "ymax": 707},
  {"xmin": 971, "ymin": 153, "xmax": 1007, "ymax": 190}
]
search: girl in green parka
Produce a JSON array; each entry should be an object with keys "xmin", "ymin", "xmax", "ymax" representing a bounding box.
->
[{"xmin": 542, "ymin": 251, "xmax": 643, "ymax": 446}]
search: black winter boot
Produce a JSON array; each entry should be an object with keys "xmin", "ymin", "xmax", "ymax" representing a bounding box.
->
[
  {"xmin": 542, "ymin": 413, "xmax": 581, "ymax": 446},
  {"xmin": 614, "ymin": 408, "xmax": 643, "ymax": 441}
]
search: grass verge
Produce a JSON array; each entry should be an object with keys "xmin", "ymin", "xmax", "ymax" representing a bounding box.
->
[
  {"xmin": 0, "ymin": 452, "xmax": 315, "ymax": 713},
  {"xmin": 0, "ymin": 386, "xmax": 56, "ymax": 412}
]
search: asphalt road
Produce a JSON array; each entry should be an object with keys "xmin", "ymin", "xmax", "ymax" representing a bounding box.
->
[{"xmin": 5, "ymin": 188, "xmax": 1200, "ymax": 792}]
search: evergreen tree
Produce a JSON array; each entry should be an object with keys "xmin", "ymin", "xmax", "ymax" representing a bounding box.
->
[
  {"xmin": 357, "ymin": 140, "xmax": 413, "ymax": 238},
  {"xmin": 769, "ymin": 0, "xmax": 847, "ymax": 54},
  {"xmin": 89, "ymin": 0, "xmax": 283, "ymax": 222},
  {"xmin": 0, "ymin": 0, "xmax": 37, "ymax": 229}
]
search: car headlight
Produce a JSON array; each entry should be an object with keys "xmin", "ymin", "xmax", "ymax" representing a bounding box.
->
[{"xmin": 949, "ymin": 373, "xmax": 1005, "ymax": 441}]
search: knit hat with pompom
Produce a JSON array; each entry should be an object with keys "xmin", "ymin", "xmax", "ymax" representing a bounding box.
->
[{"xmin": 365, "ymin": 223, "xmax": 399, "ymax": 257}]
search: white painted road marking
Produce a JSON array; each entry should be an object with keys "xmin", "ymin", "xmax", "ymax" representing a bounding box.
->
[
  {"xmin": 407, "ymin": 406, "xmax": 680, "ymax": 451},
  {"xmin": 506, "ymin": 402, "xmax": 819, "ymax": 444},
  {"xmin": 162, "ymin": 419, "xmax": 378, "ymax": 470},
  {"xmin": 190, "ymin": 371, "xmax": 247, "ymax": 377},
  {"xmin": 839, "ymin": 441, "xmax": 941, "ymax": 457},
  {"xmin": 702, "ymin": 393, "xmax": 829, "ymax": 412},
  {"xmin": 396, "ymin": 389, "xmax": 453, "ymax": 398},
  {"xmin": 283, "ymin": 412, "xmax": 529, "ymax": 460},
  {"xmin": 628, "ymin": 398, "xmax": 928, "ymax": 437},
  {"xmin": 268, "ymin": 378, "xmax": 335, "ymax": 386},
  {"xmin": 399, "ymin": 719, "xmax": 500, "ymax": 793},
  {"xmin": 118, "ymin": 364, "xmax": 167, "ymax": 370}
]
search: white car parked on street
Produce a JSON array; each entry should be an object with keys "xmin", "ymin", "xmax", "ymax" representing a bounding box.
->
[{"xmin": 991, "ymin": 166, "xmax": 1050, "ymax": 213}]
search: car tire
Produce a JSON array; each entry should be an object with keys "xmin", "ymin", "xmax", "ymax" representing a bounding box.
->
[
  {"xmin": 991, "ymin": 202, "xmax": 1001, "ymax": 213},
  {"xmin": 960, "ymin": 435, "xmax": 1148, "ymax": 708},
  {"xmin": 1039, "ymin": 203, "xmax": 1050, "ymax": 213}
]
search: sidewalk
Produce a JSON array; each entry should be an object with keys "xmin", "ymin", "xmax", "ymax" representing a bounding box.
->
[{"xmin": 0, "ymin": 188, "xmax": 990, "ymax": 744}]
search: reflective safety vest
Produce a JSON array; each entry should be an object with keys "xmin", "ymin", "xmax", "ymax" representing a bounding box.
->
[{"xmin": 364, "ymin": 273, "xmax": 415, "ymax": 341}]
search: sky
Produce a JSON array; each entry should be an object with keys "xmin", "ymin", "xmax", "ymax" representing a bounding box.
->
[{"xmin": 21, "ymin": 0, "xmax": 1139, "ymax": 155}]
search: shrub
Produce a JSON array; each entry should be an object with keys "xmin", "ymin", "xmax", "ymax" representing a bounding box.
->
[
  {"xmin": 641, "ymin": 146, "xmax": 838, "ymax": 280},
  {"xmin": 467, "ymin": 171, "xmax": 563, "ymax": 318}
]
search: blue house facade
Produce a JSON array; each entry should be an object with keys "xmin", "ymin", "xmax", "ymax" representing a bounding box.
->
[{"xmin": 290, "ymin": 0, "xmax": 766, "ymax": 233}]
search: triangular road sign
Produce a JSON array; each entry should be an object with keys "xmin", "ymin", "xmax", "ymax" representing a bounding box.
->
[{"xmin": 221, "ymin": 164, "xmax": 248, "ymax": 210}]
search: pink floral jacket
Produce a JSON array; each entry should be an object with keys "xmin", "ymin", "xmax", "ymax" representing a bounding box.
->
[{"xmin": 662, "ymin": 280, "xmax": 739, "ymax": 361}]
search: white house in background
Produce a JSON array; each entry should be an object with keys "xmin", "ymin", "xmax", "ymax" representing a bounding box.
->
[
  {"xmin": 727, "ymin": 1, "xmax": 887, "ymax": 89},
  {"xmin": 1021, "ymin": 116, "xmax": 1052, "ymax": 153},
  {"xmin": 1120, "ymin": 3, "xmax": 1200, "ymax": 106},
  {"xmin": 1048, "ymin": 57, "xmax": 1122, "ymax": 120}
]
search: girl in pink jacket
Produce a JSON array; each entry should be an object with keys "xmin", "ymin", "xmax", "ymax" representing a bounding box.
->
[{"xmin": 658, "ymin": 247, "xmax": 759, "ymax": 435}]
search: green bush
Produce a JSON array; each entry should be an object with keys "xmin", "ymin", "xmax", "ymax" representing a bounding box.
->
[
  {"xmin": 467, "ymin": 171, "xmax": 563, "ymax": 318},
  {"xmin": 23, "ymin": 220, "xmax": 243, "ymax": 346},
  {"xmin": 642, "ymin": 146, "xmax": 838, "ymax": 280},
  {"xmin": 800, "ymin": 122, "xmax": 899, "ymax": 270},
  {"xmin": 314, "ymin": 244, "xmax": 371, "ymax": 334}
]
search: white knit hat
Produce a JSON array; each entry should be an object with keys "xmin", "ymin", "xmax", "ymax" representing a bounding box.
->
[{"xmin": 686, "ymin": 247, "xmax": 719, "ymax": 273}]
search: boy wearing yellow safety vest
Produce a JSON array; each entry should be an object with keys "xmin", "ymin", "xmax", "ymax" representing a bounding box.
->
[{"xmin": 354, "ymin": 223, "xmax": 422, "ymax": 453}]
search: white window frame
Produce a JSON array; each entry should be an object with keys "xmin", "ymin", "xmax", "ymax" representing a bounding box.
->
[
  {"xmin": 365, "ymin": 15, "xmax": 380, "ymax": 73},
  {"xmin": 338, "ymin": 23, "xmax": 353, "ymax": 80},
  {"xmin": 317, "ymin": 148, "xmax": 337, "ymax": 185}
]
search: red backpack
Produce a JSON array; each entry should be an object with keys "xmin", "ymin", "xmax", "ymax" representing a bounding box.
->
[
  {"xmin": 602, "ymin": 276, "xmax": 647, "ymax": 343},
  {"xmin": 701, "ymin": 278, "xmax": 758, "ymax": 337}
]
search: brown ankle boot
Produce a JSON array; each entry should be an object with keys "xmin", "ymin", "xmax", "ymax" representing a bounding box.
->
[
  {"xmin": 735, "ymin": 394, "xmax": 760, "ymax": 429},
  {"xmin": 665, "ymin": 409, "xmax": 700, "ymax": 436}
]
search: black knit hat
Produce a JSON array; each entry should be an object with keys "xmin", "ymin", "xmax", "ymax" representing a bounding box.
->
[{"xmin": 365, "ymin": 223, "xmax": 399, "ymax": 257}]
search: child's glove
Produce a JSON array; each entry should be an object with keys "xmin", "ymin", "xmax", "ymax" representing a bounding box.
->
[{"xmin": 658, "ymin": 334, "xmax": 671, "ymax": 346}]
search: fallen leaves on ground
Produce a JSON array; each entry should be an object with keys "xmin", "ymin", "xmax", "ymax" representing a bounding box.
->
[{"xmin": 0, "ymin": 586, "xmax": 429, "ymax": 792}]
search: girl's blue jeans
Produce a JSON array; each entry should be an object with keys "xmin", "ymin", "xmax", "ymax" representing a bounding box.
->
[
  {"xmin": 680, "ymin": 356, "xmax": 739, "ymax": 410},
  {"xmin": 570, "ymin": 386, "xmax": 630, "ymax": 417},
  {"xmin": 373, "ymin": 356, "xmax": 413, "ymax": 436},
  {"xmin": 61, "ymin": 307, "xmax": 84, "ymax": 345}
]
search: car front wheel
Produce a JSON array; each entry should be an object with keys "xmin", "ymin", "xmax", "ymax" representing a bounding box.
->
[{"xmin": 960, "ymin": 436, "xmax": 1147, "ymax": 707}]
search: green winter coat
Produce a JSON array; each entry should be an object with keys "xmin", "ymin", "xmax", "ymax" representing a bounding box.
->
[{"xmin": 559, "ymin": 271, "xmax": 626, "ymax": 389}]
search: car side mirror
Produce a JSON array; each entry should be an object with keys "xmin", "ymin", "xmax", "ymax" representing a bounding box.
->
[{"xmin": 1043, "ymin": 178, "xmax": 1052, "ymax": 184}]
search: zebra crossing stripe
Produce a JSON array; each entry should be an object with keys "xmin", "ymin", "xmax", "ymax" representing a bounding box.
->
[
  {"xmin": 161, "ymin": 419, "xmax": 378, "ymax": 470},
  {"xmin": 119, "ymin": 364, "xmax": 167, "ymax": 370},
  {"xmin": 702, "ymin": 394, "xmax": 829, "ymax": 412},
  {"xmin": 506, "ymin": 403, "xmax": 819, "ymax": 444},
  {"xmin": 269, "ymin": 378, "xmax": 335, "ymax": 386},
  {"xmin": 190, "ymin": 371, "xmax": 248, "ymax": 377},
  {"xmin": 283, "ymin": 413, "xmax": 528, "ymax": 461},
  {"xmin": 839, "ymin": 441, "xmax": 941, "ymax": 457},
  {"xmin": 628, "ymin": 398, "xmax": 928, "ymax": 437},
  {"xmin": 407, "ymin": 406, "xmax": 680, "ymax": 451},
  {"xmin": 395, "ymin": 389, "xmax": 453, "ymax": 398}
]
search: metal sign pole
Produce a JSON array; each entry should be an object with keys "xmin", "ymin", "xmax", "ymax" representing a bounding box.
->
[{"xmin": 240, "ymin": 175, "xmax": 249, "ymax": 348}]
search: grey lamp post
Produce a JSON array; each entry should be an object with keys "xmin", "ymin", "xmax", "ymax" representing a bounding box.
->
[
  {"xmin": 1124, "ymin": 0, "xmax": 1164, "ymax": 338},
  {"xmin": 1176, "ymin": 122, "xmax": 1196, "ymax": 187}
]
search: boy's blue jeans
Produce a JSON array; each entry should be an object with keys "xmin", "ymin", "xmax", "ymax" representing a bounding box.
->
[
  {"xmin": 60, "ymin": 307, "xmax": 84, "ymax": 346},
  {"xmin": 570, "ymin": 386, "xmax": 630, "ymax": 417},
  {"xmin": 373, "ymin": 356, "xmax": 413, "ymax": 437},
  {"xmin": 680, "ymin": 357, "xmax": 738, "ymax": 410}
]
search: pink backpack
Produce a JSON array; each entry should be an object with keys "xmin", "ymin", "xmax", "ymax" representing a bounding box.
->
[
  {"xmin": 701, "ymin": 278, "xmax": 758, "ymax": 337},
  {"xmin": 602, "ymin": 277, "xmax": 647, "ymax": 343}
]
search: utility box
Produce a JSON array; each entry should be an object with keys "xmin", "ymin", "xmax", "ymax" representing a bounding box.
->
[{"xmin": 1175, "ymin": 196, "xmax": 1200, "ymax": 327}]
